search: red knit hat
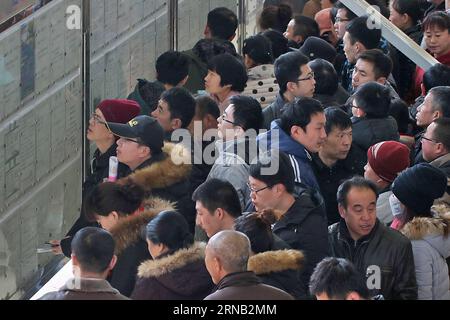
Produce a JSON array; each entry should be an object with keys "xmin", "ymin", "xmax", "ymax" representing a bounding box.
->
[
  {"xmin": 367, "ymin": 141, "xmax": 411, "ymax": 183},
  {"xmin": 97, "ymin": 99, "xmax": 141, "ymax": 124}
]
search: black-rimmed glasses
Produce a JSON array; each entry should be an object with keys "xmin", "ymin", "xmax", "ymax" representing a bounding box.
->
[
  {"xmin": 247, "ymin": 182, "xmax": 273, "ymax": 194},
  {"xmin": 91, "ymin": 113, "xmax": 107, "ymax": 126},
  {"xmin": 422, "ymin": 136, "xmax": 439, "ymax": 144},
  {"xmin": 221, "ymin": 114, "xmax": 240, "ymax": 126},
  {"xmin": 297, "ymin": 71, "xmax": 315, "ymax": 82}
]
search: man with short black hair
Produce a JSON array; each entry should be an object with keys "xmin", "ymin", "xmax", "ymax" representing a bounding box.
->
[
  {"xmin": 329, "ymin": 177, "xmax": 418, "ymax": 300},
  {"xmin": 284, "ymin": 15, "xmax": 320, "ymax": 48},
  {"xmin": 263, "ymin": 51, "xmax": 316, "ymax": 129},
  {"xmin": 155, "ymin": 51, "xmax": 190, "ymax": 90},
  {"xmin": 151, "ymin": 87, "xmax": 196, "ymax": 138},
  {"xmin": 192, "ymin": 179, "xmax": 242, "ymax": 238},
  {"xmin": 40, "ymin": 227, "xmax": 128, "ymax": 300},
  {"xmin": 204, "ymin": 7, "xmax": 238, "ymax": 41},
  {"xmin": 309, "ymin": 257, "xmax": 371, "ymax": 300}
]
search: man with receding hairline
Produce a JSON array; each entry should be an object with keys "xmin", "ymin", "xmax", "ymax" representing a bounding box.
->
[{"xmin": 204, "ymin": 230, "xmax": 294, "ymax": 300}]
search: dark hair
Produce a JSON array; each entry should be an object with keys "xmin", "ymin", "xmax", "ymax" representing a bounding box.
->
[
  {"xmin": 192, "ymin": 179, "xmax": 242, "ymax": 218},
  {"xmin": 308, "ymin": 58, "xmax": 338, "ymax": 95},
  {"xmin": 422, "ymin": 11, "xmax": 450, "ymax": 33},
  {"xmin": 429, "ymin": 86, "xmax": 450, "ymax": 118},
  {"xmin": 138, "ymin": 81, "xmax": 165, "ymax": 113},
  {"xmin": 262, "ymin": 29, "xmax": 289, "ymax": 59},
  {"xmin": 258, "ymin": 4, "xmax": 293, "ymax": 32},
  {"xmin": 324, "ymin": 107, "xmax": 352, "ymax": 135},
  {"xmin": 207, "ymin": 7, "xmax": 238, "ymax": 40},
  {"xmin": 234, "ymin": 213, "xmax": 274, "ymax": 254},
  {"xmin": 423, "ymin": 64, "xmax": 450, "ymax": 94},
  {"xmin": 433, "ymin": 118, "xmax": 450, "ymax": 151},
  {"xmin": 146, "ymin": 210, "xmax": 193, "ymax": 256},
  {"xmin": 280, "ymin": 97, "xmax": 324, "ymax": 133},
  {"xmin": 353, "ymin": 81, "xmax": 391, "ymax": 118},
  {"xmin": 309, "ymin": 257, "xmax": 370, "ymax": 299},
  {"xmin": 389, "ymin": 99, "xmax": 410, "ymax": 134},
  {"xmin": 335, "ymin": 2, "xmax": 357, "ymax": 21},
  {"xmin": 243, "ymin": 35, "xmax": 274, "ymax": 65},
  {"xmin": 390, "ymin": 0, "xmax": 423, "ymax": 24},
  {"xmin": 160, "ymin": 87, "xmax": 196, "ymax": 128},
  {"xmin": 207, "ymin": 53, "xmax": 248, "ymax": 92},
  {"xmin": 293, "ymin": 15, "xmax": 320, "ymax": 40},
  {"xmin": 156, "ymin": 51, "xmax": 189, "ymax": 86},
  {"xmin": 195, "ymin": 95, "xmax": 220, "ymax": 120},
  {"xmin": 71, "ymin": 227, "xmax": 115, "ymax": 274},
  {"xmin": 345, "ymin": 16, "xmax": 381, "ymax": 50},
  {"xmin": 357, "ymin": 49, "xmax": 393, "ymax": 80},
  {"xmin": 274, "ymin": 51, "xmax": 310, "ymax": 94},
  {"xmin": 337, "ymin": 176, "xmax": 379, "ymax": 209},
  {"xmin": 84, "ymin": 182, "xmax": 144, "ymax": 222},
  {"xmin": 249, "ymin": 150, "xmax": 295, "ymax": 194},
  {"xmin": 229, "ymin": 95, "xmax": 263, "ymax": 132}
]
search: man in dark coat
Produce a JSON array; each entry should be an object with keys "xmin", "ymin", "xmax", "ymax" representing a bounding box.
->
[
  {"xmin": 328, "ymin": 177, "xmax": 418, "ymax": 300},
  {"xmin": 204, "ymin": 230, "xmax": 294, "ymax": 300},
  {"xmin": 40, "ymin": 227, "xmax": 129, "ymax": 300}
]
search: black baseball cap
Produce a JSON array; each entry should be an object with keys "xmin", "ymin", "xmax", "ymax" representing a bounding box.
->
[{"xmin": 107, "ymin": 115, "xmax": 164, "ymax": 154}]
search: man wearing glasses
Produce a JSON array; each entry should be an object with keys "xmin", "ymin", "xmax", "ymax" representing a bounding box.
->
[{"xmin": 263, "ymin": 51, "xmax": 316, "ymax": 129}]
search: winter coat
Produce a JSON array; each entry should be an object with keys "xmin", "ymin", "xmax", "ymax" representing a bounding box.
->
[
  {"xmin": 204, "ymin": 272, "xmax": 294, "ymax": 300},
  {"xmin": 329, "ymin": 220, "xmax": 418, "ymax": 300},
  {"xmin": 262, "ymin": 93, "xmax": 288, "ymax": 130},
  {"xmin": 248, "ymin": 250, "xmax": 304, "ymax": 299},
  {"xmin": 124, "ymin": 142, "xmax": 196, "ymax": 232},
  {"xmin": 259, "ymin": 120, "xmax": 320, "ymax": 191},
  {"xmin": 60, "ymin": 144, "xmax": 130, "ymax": 257},
  {"xmin": 131, "ymin": 242, "xmax": 214, "ymax": 300},
  {"xmin": 272, "ymin": 196, "xmax": 328, "ymax": 298},
  {"xmin": 351, "ymin": 116, "xmax": 400, "ymax": 170},
  {"xmin": 39, "ymin": 279, "xmax": 129, "ymax": 300},
  {"xmin": 207, "ymin": 137, "xmax": 252, "ymax": 210},
  {"xmin": 401, "ymin": 207, "xmax": 450, "ymax": 300},
  {"xmin": 242, "ymin": 64, "xmax": 278, "ymax": 109},
  {"xmin": 108, "ymin": 197, "xmax": 174, "ymax": 297},
  {"xmin": 183, "ymin": 39, "xmax": 237, "ymax": 94}
]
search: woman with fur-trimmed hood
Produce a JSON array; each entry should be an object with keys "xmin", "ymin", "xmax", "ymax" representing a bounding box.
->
[
  {"xmin": 84, "ymin": 182, "xmax": 174, "ymax": 297},
  {"xmin": 401, "ymin": 203, "xmax": 450, "ymax": 300},
  {"xmin": 234, "ymin": 212, "xmax": 305, "ymax": 299},
  {"xmin": 131, "ymin": 211, "xmax": 214, "ymax": 300}
]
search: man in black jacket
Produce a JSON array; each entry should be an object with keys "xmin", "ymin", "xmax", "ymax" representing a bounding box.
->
[{"xmin": 328, "ymin": 177, "xmax": 418, "ymax": 300}]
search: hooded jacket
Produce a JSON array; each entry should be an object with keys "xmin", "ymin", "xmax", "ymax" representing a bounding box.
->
[
  {"xmin": 258, "ymin": 120, "xmax": 320, "ymax": 191},
  {"xmin": 108, "ymin": 198, "xmax": 174, "ymax": 297},
  {"xmin": 329, "ymin": 219, "xmax": 418, "ymax": 300},
  {"xmin": 401, "ymin": 205, "xmax": 450, "ymax": 300},
  {"xmin": 131, "ymin": 242, "xmax": 214, "ymax": 300},
  {"xmin": 124, "ymin": 143, "xmax": 196, "ymax": 232},
  {"xmin": 248, "ymin": 249, "xmax": 304, "ymax": 299}
]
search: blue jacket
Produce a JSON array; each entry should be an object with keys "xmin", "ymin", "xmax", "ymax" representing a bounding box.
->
[{"xmin": 258, "ymin": 120, "xmax": 320, "ymax": 192}]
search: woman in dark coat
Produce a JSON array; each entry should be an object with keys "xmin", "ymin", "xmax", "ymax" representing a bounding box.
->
[
  {"xmin": 234, "ymin": 212, "xmax": 304, "ymax": 299},
  {"xmin": 131, "ymin": 211, "xmax": 214, "ymax": 300},
  {"xmin": 84, "ymin": 182, "xmax": 173, "ymax": 297}
]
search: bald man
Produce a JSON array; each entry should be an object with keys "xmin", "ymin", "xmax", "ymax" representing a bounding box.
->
[{"xmin": 204, "ymin": 230, "xmax": 294, "ymax": 300}]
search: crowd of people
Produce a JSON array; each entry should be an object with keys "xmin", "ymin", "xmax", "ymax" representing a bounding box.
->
[{"xmin": 43, "ymin": 0, "xmax": 450, "ymax": 300}]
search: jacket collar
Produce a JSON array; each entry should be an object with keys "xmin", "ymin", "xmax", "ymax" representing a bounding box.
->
[
  {"xmin": 431, "ymin": 153, "xmax": 450, "ymax": 169},
  {"xmin": 268, "ymin": 120, "xmax": 311, "ymax": 161},
  {"xmin": 126, "ymin": 142, "xmax": 191, "ymax": 191},
  {"xmin": 248, "ymin": 250, "xmax": 304, "ymax": 275},
  {"xmin": 110, "ymin": 197, "xmax": 174, "ymax": 256},
  {"xmin": 338, "ymin": 219, "xmax": 380, "ymax": 246},
  {"xmin": 137, "ymin": 242, "xmax": 206, "ymax": 278},
  {"xmin": 62, "ymin": 278, "xmax": 119, "ymax": 294},
  {"xmin": 215, "ymin": 271, "xmax": 261, "ymax": 291}
]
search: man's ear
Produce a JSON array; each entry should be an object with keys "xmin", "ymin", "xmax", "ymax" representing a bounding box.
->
[
  {"xmin": 290, "ymin": 125, "xmax": 303, "ymax": 139},
  {"xmin": 215, "ymin": 208, "xmax": 225, "ymax": 220},
  {"xmin": 109, "ymin": 255, "xmax": 118, "ymax": 271},
  {"xmin": 180, "ymin": 75, "xmax": 189, "ymax": 87},
  {"xmin": 345, "ymin": 291, "xmax": 363, "ymax": 300},
  {"xmin": 171, "ymin": 118, "xmax": 183, "ymax": 130},
  {"xmin": 376, "ymin": 77, "xmax": 387, "ymax": 85},
  {"xmin": 338, "ymin": 204, "xmax": 346, "ymax": 219}
]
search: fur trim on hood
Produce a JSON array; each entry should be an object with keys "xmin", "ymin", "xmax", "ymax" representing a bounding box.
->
[
  {"xmin": 126, "ymin": 143, "xmax": 192, "ymax": 191},
  {"xmin": 137, "ymin": 242, "xmax": 206, "ymax": 278},
  {"xmin": 401, "ymin": 204, "xmax": 450, "ymax": 240},
  {"xmin": 248, "ymin": 250, "xmax": 304, "ymax": 275},
  {"xmin": 111, "ymin": 197, "xmax": 174, "ymax": 256}
]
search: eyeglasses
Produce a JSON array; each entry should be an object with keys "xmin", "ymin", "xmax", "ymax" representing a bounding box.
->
[
  {"xmin": 91, "ymin": 113, "xmax": 107, "ymax": 126},
  {"xmin": 421, "ymin": 136, "xmax": 440, "ymax": 144},
  {"xmin": 221, "ymin": 114, "xmax": 240, "ymax": 126},
  {"xmin": 297, "ymin": 72, "xmax": 315, "ymax": 82},
  {"xmin": 247, "ymin": 182, "xmax": 273, "ymax": 194},
  {"xmin": 335, "ymin": 17, "xmax": 350, "ymax": 23}
]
